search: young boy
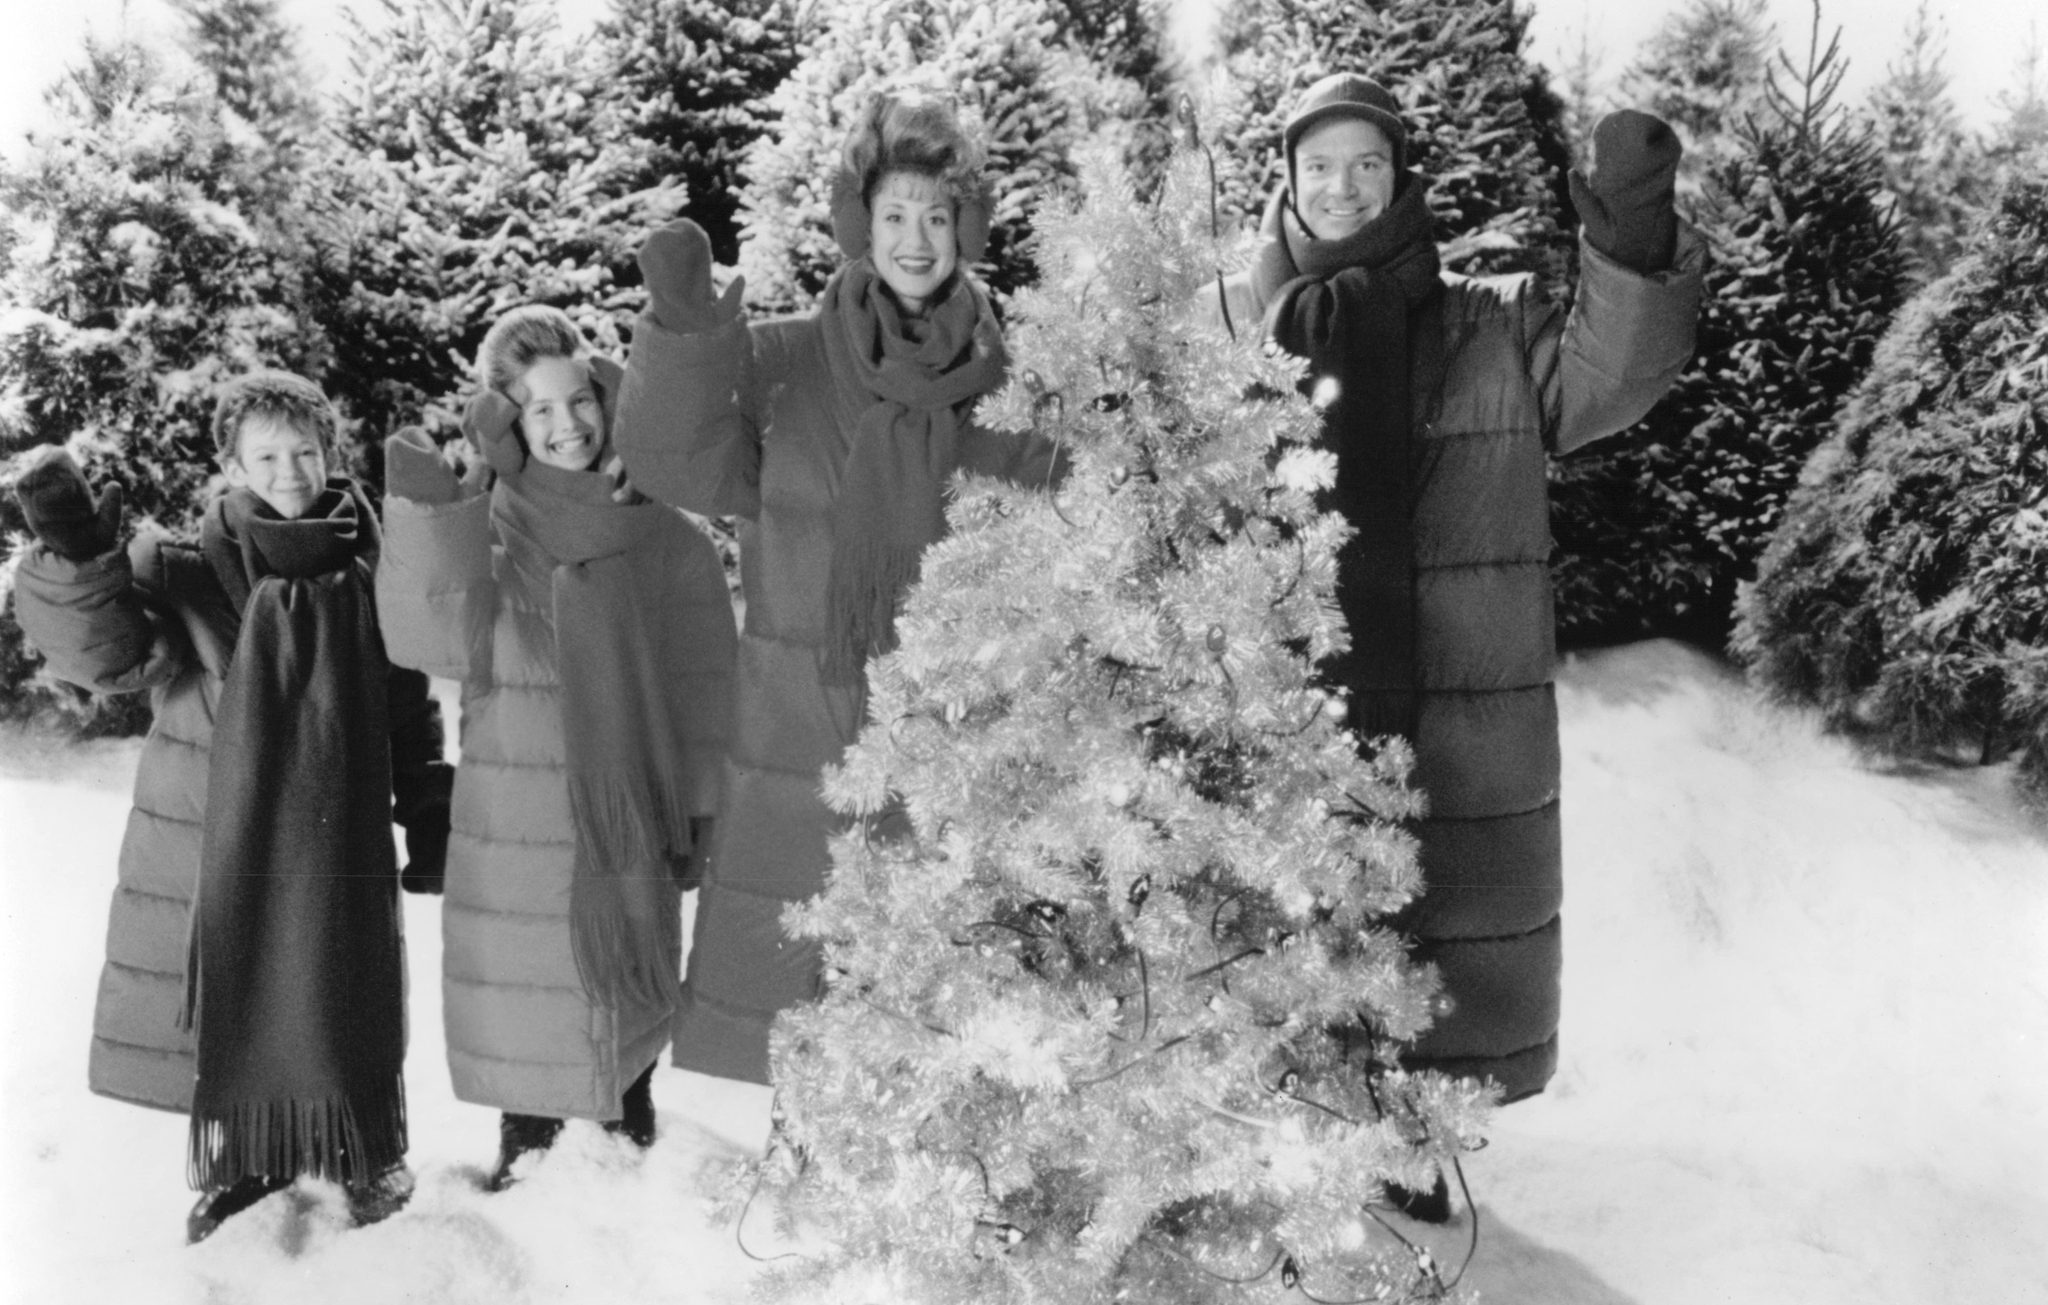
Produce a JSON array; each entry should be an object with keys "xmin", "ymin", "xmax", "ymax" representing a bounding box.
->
[{"xmin": 9, "ymin": 372, "xmax": 452, "ymax": 1243}]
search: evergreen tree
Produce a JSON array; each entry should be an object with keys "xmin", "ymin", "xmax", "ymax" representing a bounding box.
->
[
  {"xmin": 1989, "ymin": 24, "xmax": 2048, "ymax": 166},
  {"xmin": 592, "ymin": 0, "xmax": 801, "ymax": 267},
  {"xmin": 735, "ymin": 147, "xmax": 1489, "ymax": 1305},
  {"xmin": 312, "ymin": 0, "xmax": 681, "ymax": 442},
  {"xmin": 1556, "ymin": 11, "xmax": 1611, "ymax": 160},
  {"xmin": 0, "ymin": 35, "xmax": 326, "ymax": 729},
  {"xmin": 1735, "ymin": 168, "xmax": 2048, "ymax": 787},
  {"xmin": 171, "ymin": 0, "xmax": 320, "ymax": 147},
  {"xmin": 1204, "ymin": 0, "xmax": 1575, "ymax": 282},
  {"xmin": 1549, "ymin": 0, "xmax": 1907, "ymax": 646},
  {"xmin": 1864, "ymin": 0, "xmax": 1975, "ymax": 283},
  {"xmin": 1618, "ymin": 0, "xmax": 1774, "ymax": 202},
  {"xmin": 732, "ymin": 0, "xmax": 1129, "ymax": 312}
]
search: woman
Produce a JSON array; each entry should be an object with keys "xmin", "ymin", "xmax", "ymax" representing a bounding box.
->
[
  {"xmin": 377, "ymin": 306, "xmax": 735, "ymax": 1185},
  {"xmin": 616, "ymin": 91, "xmax": 1062, "ymax": 1083}
]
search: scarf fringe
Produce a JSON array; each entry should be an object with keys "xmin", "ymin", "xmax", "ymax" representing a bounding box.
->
[
  {"xmin": 567, "ymin": 776, "xmax": 688, "ymax": 1011},
  {"xmin": 821, "ymin": 538, "xmax": 924, "ymax": 688},
  {"xmin": 186, "ymin": 1077, "xmax": 407, "ymax": 1191}
]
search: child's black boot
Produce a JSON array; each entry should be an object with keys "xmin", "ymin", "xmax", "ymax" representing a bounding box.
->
[
  {"xmin": 186, "ymin": 1175, "xmax": 294, "ymax": 1244},
  {"xmin": 488, "ymin": 1112, "xmax": 564, "ymax": 1191},
  {"xmin": 602, "ymin": 1064, "xmax": 657, "ymax": 1150}
]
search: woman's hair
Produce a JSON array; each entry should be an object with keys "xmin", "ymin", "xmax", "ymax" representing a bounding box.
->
[
  {"xmin": 477, "ymin": 305, "xmax": 586, "ymax": 396},
  {"xmin": 841, "ymin": 91, "xmax": 987, "ymax": 211},
  {"xmin": 211, "ymin": 370, "xmax": 338, "ymax": 460}
]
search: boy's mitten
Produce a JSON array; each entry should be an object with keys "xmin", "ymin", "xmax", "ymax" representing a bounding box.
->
[
  {"xmin": 637, "ymin": 219, "xmax": 744, "ymax": 335},
  {"xmin": 399, "ymin": 760, "xmax": 453, "ymax": 895},
  {"xmin": 1570, "ymin": 109, "xmax": 1682, "ymax": 274},
  {"xmin": 14, "ymin": 447, "xmax": 123, "ymax": 562},
  {"xmin": 464, "ymin": 388, "xmax": 527, "ymax": 478},
  {"xmin": 383, "ymin": 427, "xmax": 462, "ymax": 505}
]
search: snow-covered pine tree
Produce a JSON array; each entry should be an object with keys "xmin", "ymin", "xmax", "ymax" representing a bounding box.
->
[
  {"xmin": 1204, "ymin": 0, "xmax": 1574, "ymax": 282},
  {"xmin": 313, "ymin": 0, "xmax": 681, "ymax": 442},
  {"xmin": 1864, "ymin": 0, "xmax": 1976, "ymax": 283},
  {"xmin": 1618, "ymin": 0, "xmax": 1774, "ymax": 202},
  {"xmin": 1735, "ymin": 167, "xmax": 2048, "ymax": 788},
  {"xmin": 1988, "ymin": 24, "xmax": 2048, "ymax": 167},
  {"xmin": 1556, "ymin": 16, "xmax": 1611, "ymax": 160},
  {"xmin": 1549, "ymin": 1, "xmax": 1907, "ymax": 646},
  {"xmin": 0, "ymin": 33, "xmax": 327, "ymax": 728},
  {"xmin": 1042, "ymin": 0, "xmax": 1181, "ymax": 195},
  {"xmin": 732, "ymin": 0, "xmax": 1150, "ymax": 312},
  {"xmin": 592, "ymin": 0, "xmax": 800, "ymax": 267},
  {"xmin": 733, "ymin": 143, "xmax": 1489, "ymax": 1305},
  {"xmin": 171, "ymin": 0, "xmax": 320, "ymax": 150}
]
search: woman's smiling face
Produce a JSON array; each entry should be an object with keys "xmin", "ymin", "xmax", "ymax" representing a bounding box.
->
[
  {"xmin": 511, "ymin": 356, "xmax": 604, "ymax": 472},
  {"xmin": 869, "ymin": 170, "xmax": 958, "ymax": 314}
]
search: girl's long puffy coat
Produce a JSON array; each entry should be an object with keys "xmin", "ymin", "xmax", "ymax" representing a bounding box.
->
[
  {"xmin": 1219, "ymin": 232, "xmax": 1705, "ymax": 1102},
  {"xmin": 12, "ymin": 532, "xmax": 445, "ymax": 1114},
  {"xmin": 615, "ymin": 307, "xmax": 1058, "ymax": 1084},
  {"xmin": 376, "ymin": 487, "xmax": 735, "ymax": 1119}
]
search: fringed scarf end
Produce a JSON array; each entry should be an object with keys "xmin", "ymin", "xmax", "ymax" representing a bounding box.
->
[{"xmin": 186, "ymin": 1078, "xmax": 407, "ymax": 1191}]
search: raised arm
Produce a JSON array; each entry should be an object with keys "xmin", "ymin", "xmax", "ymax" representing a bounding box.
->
[
  {"xmin": 9, "ymin": 450, "xmax": 185, "ymax": 695},
  {"xmin": 616, "ymin": 219, "xmax": 763, "ymax": 518},
  {"xmin": 375, "ymin": 428, "xmax": 496, "ymax": 683},
  {"xmin": 1533, "ymin": 109, "xmax": 1706, "ymax": 455}
]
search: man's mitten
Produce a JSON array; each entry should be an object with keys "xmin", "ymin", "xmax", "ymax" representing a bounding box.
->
[
  {"xmin": 14, "ymin": 448, "xmax": 122, "ymax": 562},
  {"xmin": 464, "ymin": 388, "xmax": 527, "ymax": 478},
  {"xmin": 1570, "ymin": 109, "xmax": 1682, "ymax": 274},
  {"xmin": 383, "ymin": 427, "xmax": 463, "ymax": 505},
  {"xmin": 637, "ymin": 219, "xmax": 745, "ymax": 335}
]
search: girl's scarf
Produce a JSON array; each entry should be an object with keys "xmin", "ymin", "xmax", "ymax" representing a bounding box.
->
[
  {"xmin": 815, "ymin": 258, "xmax": 1009, "ymax": 689},
  {"xmin": 492, "ymin": 461, "xmax": 717, "ymax": 1012},
  {"xmin": 1253, "ymin": 175, "xmax": 1445, "ymax": 743},
  {"xmin": 185, "ymin": 482, "xmax": 406, "ymax": 1189}
]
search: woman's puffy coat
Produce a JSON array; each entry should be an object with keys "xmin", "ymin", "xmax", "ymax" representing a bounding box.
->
[
  {"xmin": 616, "ymin": 309, "xmax": 1058, "ymax": 1084},
  {"xmin": 1221, "ymin": 232, "xmax": 1705, "ymax": 1101},
  {"xmin": 11, "ymin": 531, "xmax": 446, "ymax": 1114},
  {"xmin": 376, "ymin": 487, "xmax": 734, "ymax": 1119}
]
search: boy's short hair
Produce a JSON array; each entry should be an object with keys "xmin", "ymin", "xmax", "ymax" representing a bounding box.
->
[
  {"xmin": 212, "ymin": 371, "xmax": 339, "ymax": 461},
  {"xmin": 477, "ymin": 305, "xmax": 586, "ymax": 397}
]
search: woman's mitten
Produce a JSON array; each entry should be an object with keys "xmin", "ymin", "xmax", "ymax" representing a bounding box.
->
[
  {"xmin": 14, "ymin": 447, "xmax": 123, "ymax": 562},
  {"xmin": 637, "ymin": 219, "xmax": 744, "ymax": 335},
  {"xmin": 1569, "ymin": 109, "xmax": 1682, "ymax": 273}
]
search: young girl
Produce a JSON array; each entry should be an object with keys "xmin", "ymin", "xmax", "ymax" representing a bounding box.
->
[
  {"xmin": 614, "ymin": 91, "xmax": 1064, "ymax": 1085},
  {"xmin": 376, "ymin": 307, "xmax": 736, "ymax": 1187}
]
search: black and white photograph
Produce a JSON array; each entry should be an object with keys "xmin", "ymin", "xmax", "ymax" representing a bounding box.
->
[{"xmin": 1, "ymin": 0, "xmax": 2043, "ymax": 1299}]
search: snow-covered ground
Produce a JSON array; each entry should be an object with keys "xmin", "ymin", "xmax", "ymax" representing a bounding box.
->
[{"xmin": 3, "ymin": 640, "xmax": 2045, "ymax": 1304}]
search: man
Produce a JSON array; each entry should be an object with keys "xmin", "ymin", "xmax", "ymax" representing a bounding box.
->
[{"xmin": 1215, "ymin": 74, "xmax": 1703, "ymax": 1220}]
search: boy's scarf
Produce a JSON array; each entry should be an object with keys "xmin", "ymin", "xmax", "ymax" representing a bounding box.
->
[
  {"xmin": 1255, "ymin": 176, "xmax": 1445, "ymax": 743},
  {"xmin": 184, "ymin": 482, "xmax": 406, "ymax": 1190},
  {"xmin": 491, "ymin": 461, "xmax": 704, "ymax": 1011},
  {"xmin": 815, "ymin": 258, "xmax": 1009, "ymax": 688}
]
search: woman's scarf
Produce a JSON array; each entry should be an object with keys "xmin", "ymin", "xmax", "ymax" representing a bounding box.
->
[
  {"xmin": 815, "ymin": 258, "xmax": 1009, "ymax": 689},
  {"xmin": 184, "ymin": 481, "xmax": 406, "ymax": 1189},
  {"xmin": 491, "ymin": 460, "xmax": 722, "ymax": 1012},
  {"xmin": 1254, "ymin": 175, "xmax": 1445, "ymax": 744}
]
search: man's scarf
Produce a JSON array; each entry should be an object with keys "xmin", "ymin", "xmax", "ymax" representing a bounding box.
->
[
  {"xmin": 491, "ymin": 461, "xmax": 721, "ymax": 1011},
  {"xmin": 815, "ymin": 258, "xmax": 1009, "ymax": 689},
  {"xmin": 184, "ymin": 482, "xmax": 406, "ymax": 1189},
  {"xmin": 1255, "ymin": 175, "xmax": 1445, "ymax": 743}
]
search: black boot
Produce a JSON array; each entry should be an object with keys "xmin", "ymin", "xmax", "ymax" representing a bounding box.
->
[
  {"xmin": 187, "ymin": 1174, "xmax": 294, "ymax": 1244},
  {"xmin": 487, "ymin": 1112, "xmax": 565, "ymax": 1191},
  {"xmin": 1384, "ymin": 1174, "xmax": 1453, "ymax": 1224},
  {"xmin": 346, "ymin": 1163, "xmax": 415, "ymax": 1226},
  {"xmin": 602, "ymin": 1064, "xmax": 657, "ymax": 1150}
]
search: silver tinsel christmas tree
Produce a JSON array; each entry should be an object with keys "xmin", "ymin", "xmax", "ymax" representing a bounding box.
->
[{"xmin": 734, "ymin": 137, "xmax": 1491, "ymax": 1305}]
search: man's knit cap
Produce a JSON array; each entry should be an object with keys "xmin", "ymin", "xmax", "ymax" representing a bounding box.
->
[{"xmin": 1284, "ymin": 73, "xmax": 1408, "ymax": 176}]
